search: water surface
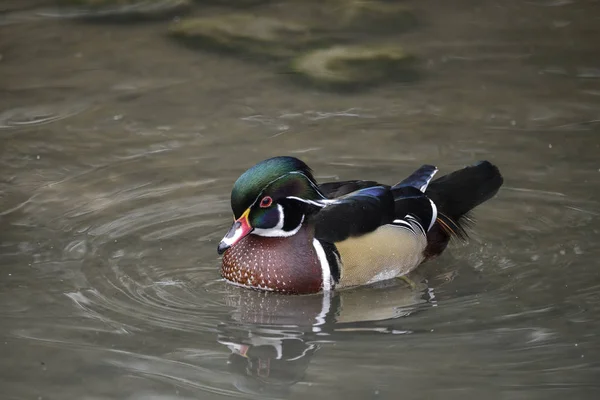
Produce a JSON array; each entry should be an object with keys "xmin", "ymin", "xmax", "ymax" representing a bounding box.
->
[{"xmin": 1, "ymin": 0, "xmax": 600, "ymax": 399}]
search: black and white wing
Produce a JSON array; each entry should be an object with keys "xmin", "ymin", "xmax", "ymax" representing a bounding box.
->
[
  {"xmin": 311, "ymin": 165, "xmax": 439, "ymax": 243},
  {"xmin": 390, "ymin": 165, "xmax": 439, "ymax": 233},
  {"xmin": 312, "ymin": 186, "xmax": 396, "ymax": 243}
]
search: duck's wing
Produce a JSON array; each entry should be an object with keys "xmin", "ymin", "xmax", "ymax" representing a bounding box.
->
[
  {"xmin": 390, "ymin": 164, "xmax": 439, "ymax": 233},
  {"xmin": 311, "ymin": 186, "xmax": 396, "ymax": 243},
  {"xmin": 312, "ymin": 165, "xmax": 440, "ymax": 243},
  {"xmin": 318, "ymin": 180, "xmax": 387, "ymax": 198},
  {"xmin": 390, "ymin": 186, "xmax": 437, "ymax": 235},
  {"xmin": 393, "ymin": 164, "xmax": 437, "ymax": 192},
  {"xmin": 317, "ymin": 165, "xmax": 437, "ymax": 199}
]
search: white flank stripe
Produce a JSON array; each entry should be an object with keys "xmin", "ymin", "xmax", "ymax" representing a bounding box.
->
[
  {"xmin": 289, "ymin": 171, "xmax": 329, "ymax": 199},
  {"xmin": 392, "ymin": 219, "xmax": 415, "ymax": 230},
  {"xmin": 405, "ymin": 215, "xmax": 426, "ymax": 236},
  {"xmin": 312, "ymin": 239, "xmax": 331, "ymax": 292},
  {"xmin": 428, "ymin": 199, "xmax": 438, "ymax": 231}
]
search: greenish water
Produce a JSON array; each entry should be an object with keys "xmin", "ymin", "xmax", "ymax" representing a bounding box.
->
[{"xmin": 1, "ymin": 0, "xmax": 600, "ymax": 399}]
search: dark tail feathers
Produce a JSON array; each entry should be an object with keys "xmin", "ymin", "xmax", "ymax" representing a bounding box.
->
[{"xmin": 424, "ymin": 161, "xmax": 503, "ymax": 258}]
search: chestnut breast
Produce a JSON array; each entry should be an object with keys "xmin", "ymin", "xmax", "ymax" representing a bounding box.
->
[{"xmin": 221, "ymin": 226, "xmax": 323, "ymax": 294}]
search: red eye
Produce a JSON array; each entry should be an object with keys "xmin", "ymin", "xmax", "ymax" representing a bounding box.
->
[{"xmin": 259, "ymin": 196, "xmax": 273, "ymax": 208}]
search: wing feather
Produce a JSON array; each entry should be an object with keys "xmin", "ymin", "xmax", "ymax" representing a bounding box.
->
[
  {"xmin": 313, "ymin": 186, "xmax": 395, "ymax": 243},
  {"xmin": 318, "ymin": 180, "xmax": 387, "ymax": 198},
  {"xmin": 312, "ymin": 166, "xmax": 440, "ymax": 243}
]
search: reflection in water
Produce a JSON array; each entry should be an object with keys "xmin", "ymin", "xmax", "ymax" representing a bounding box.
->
[{"xmin": 217, "ymin": 280, "xmax": 433, "ymax": 395}]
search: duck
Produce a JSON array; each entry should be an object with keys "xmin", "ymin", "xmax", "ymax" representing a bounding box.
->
[{"xmin": 217, "ymin": 156, "xmax": 503, "ymax": 294}]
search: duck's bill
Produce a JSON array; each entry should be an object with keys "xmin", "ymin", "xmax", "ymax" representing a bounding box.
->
[{"xmin": 217, "ymin": 209, "xmax": 253, "ymax": 255}]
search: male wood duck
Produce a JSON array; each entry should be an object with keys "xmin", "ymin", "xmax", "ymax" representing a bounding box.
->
[{"xmin": 217, "ymin": 156, "xmax": 503, "ymax": 294}]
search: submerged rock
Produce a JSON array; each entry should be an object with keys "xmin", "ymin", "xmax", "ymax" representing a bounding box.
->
[
  {"xmin": 43, "ymin": 0, "xmax": 191, "ymax": 21},
  {"xmin": 339, "ymin": 0, "xmax": 417, "ymax": 33},
  {"xmin": 168, "ymin": 15, "xmax": 318, "ymax": 58},
  {"xmin": 290, "ymin": 45, "xmax": 416, "ymax": 88}
]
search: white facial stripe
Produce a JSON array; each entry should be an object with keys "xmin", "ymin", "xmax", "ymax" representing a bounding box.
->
[
  {"xmin": 236, "ymin": 171, "xmax": 325, "ymax": 238},
  {"xmin": 247, "ymin": 171, "xmax": 327, "ymax": 211},
  {"xmin": 285, "ymin": 196, "xmax": 336, "ymax": 208},
  {"xmin": 312, "ymin": 239, "xmax": 331, "ymax": 292},
  {"xmin": 289, "ymin": 171, "xmax": 328, "ymax": 199},
  {"xmin": 252, "ymin": 205, "xmax": 304, "ymax": 238},
  {"xmin": 220, "ymin": 225, "xmax": 247, "ymax": 246}
]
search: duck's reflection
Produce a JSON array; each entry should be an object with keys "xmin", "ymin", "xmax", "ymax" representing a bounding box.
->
[
  {"xmin": 220, "ymin": 330, "xmax": 318, "ymax": 393},
  {"xmin": 216, "ymin": 275, "xmax": 436, "ymax": 394}
]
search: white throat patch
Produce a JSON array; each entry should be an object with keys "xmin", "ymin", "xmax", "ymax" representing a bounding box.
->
[{"xmin": 252, "ymin": 204, "xmax": 304, "ymax": 238}]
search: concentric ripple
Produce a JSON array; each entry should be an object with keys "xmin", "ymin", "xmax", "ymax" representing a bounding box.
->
[{"xmin": 0, "ymin": 102, "xmax": 90, "ymax": 129}]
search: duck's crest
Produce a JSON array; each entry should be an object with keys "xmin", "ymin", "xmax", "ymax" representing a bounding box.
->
[{"xmin": 231, "ymin": 156, "xmax": 317, "ymax": 217}]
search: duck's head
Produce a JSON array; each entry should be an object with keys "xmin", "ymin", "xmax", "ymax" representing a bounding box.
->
[{"xmin": 217, "ymin": 156, "xmax": 325, "ymax": 254}]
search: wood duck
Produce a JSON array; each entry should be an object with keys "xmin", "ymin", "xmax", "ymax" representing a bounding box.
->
[{"xmin": 217, "ymin": 156, "xmax": 503, "ymax": 294}]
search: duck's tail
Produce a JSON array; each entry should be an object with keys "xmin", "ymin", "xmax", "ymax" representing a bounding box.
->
[{"xmin": 423, "ymin": 161, "xmax": 503, "ymax": 259}]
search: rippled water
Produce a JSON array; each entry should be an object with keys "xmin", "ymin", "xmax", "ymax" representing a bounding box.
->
[{"xmin": 2, "ymin": 0, "xmax": 600, "ymax": 399}]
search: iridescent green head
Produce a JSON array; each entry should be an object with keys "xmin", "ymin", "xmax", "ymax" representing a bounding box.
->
[{"xmin": 218, "ymin": 156, "xmax": 325, "ymax": 254}]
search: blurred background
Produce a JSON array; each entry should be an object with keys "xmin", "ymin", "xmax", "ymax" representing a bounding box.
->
[{"xmin": 1, "ymin": 0, "xmax": 599, "ymax": 399}]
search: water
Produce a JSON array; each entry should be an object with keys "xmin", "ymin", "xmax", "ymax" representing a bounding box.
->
[{"xmin": 1, "ymin": 0, "xmax": 600, "ymax": 398}]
